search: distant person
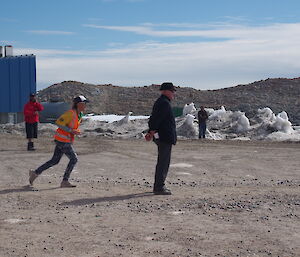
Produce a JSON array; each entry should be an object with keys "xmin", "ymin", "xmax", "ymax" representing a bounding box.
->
[
  {"xmin": 29, "ymin": 95, "xmax": 88, "ymax": 188},
  {"xmin": 197, "ymin": 106, "xmax": 208, "ymax": 139},
  {"xmin": 145, "ymin": 82, "xmax": 177, "ymax": 195},
  {"xmin": 23, "ymin": 93, "xmax": 44, "ymax": 151}
]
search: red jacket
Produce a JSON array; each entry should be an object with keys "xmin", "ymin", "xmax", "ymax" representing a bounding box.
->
[{"xmin": 23, "ymin": 101, "xmax": 44, "ymax": 123}]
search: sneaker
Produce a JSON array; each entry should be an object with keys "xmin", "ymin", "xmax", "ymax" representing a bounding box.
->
[
  {"xmin": 60, "ymin": 180, "xmax": 77, "ymax": 188},
  {"xmin": 29, "ymin": 169, "xmax": 38, "ymax": 186},
  {"xmin": 153, "ymin": 187, "xmax": 172, "ymax": 195}
]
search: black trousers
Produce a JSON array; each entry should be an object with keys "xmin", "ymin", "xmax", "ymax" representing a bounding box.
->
[
  {"xmin": 198, "ymin": 122, "xmax": 207, "ymax": 138},
  {"xmin": 25, "ymin": 122, "xmax": 38, "ymax": 139},
  {"xmin": 154, "ymin": 139, "xmax": 172, "ymax": 190},
  {"xmin": 35, "ymin": 141, "xmax": 78, "ymax": 181}
]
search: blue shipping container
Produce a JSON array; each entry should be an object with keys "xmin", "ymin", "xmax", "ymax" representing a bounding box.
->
[{"xmin": 0, "ymin": 55, "xmax": 36, "ymax": 113}]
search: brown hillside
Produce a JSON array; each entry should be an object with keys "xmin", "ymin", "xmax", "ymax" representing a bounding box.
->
[{"xmin": 38, "ymin": 78, "xmax": 300, "ymax": 124}]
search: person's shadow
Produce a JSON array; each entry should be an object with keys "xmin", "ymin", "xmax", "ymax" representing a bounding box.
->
[
  {"xmin": 0, "ymin": 185, "xmax": 60, "ymax": 194},
  {"xmin": 62, "ymin": 192, "xmax": 154, "ymax": 206},
  {"xmin": 0, "ymin": 185, "xmax": 33, "ymax": 194},
  {"xmin": 0, "ymin": 149, "xmax": 28, "ymax": 152}
]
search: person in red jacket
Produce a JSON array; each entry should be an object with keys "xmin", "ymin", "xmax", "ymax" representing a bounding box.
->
[{"xmin": 23, "ymin": 93, "xmax": 44, "ymax": 151}]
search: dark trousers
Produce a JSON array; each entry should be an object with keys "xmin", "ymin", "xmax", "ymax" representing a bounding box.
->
[
  {"xmin": 154, "ymin": 139, "xmax": 172, "ymax": 190},
  {"xmin": 199, "ymin": 122, "xmax": 207, "ymax": 138},
  {"xmin": 35, "ymin": 141, "xmax": 78, "ymax": 181},
  {"xmin": 25, "ymin": 122, "xmax": 38, "ymax": 139}
]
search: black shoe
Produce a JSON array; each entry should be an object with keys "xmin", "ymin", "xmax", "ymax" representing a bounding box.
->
[
  {"xmin": 27, "ymin": 142, "xmax": 35, "ymax": 151},
  {"xmin": 60, "ymin": 180, "xmax": 77, "ymax": 188},
  {"xmin": 153, "ymin": 187, "xmax": 172, "ymax": 195}
]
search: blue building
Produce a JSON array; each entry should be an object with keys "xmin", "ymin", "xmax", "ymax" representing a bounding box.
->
[{"xmin": 0, "ymin": 52, "xmax": 36, "ymax": 123}]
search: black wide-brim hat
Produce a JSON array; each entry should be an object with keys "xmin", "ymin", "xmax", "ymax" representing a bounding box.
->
[{"xmin": 159, "ymin": 82, "xmax": 176, "ymax": 91}]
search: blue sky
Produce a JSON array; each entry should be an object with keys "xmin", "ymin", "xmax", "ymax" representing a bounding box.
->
[{"xmin": 1, "ymin": 0, "xmax": 300, "ymax": 90}]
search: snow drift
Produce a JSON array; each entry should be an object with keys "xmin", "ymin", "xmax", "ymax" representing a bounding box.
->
[{"xmin": 1, "ymin": 106, "xmax": 299, "ymax": 142}]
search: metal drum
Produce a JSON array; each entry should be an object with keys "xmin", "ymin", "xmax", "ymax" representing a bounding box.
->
[{"xmin": 39, "ymin": 102, "xmax": 70, "ymax": 123}]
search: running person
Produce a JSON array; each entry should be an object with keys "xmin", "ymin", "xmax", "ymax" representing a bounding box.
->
[{"xmin": 29, "ymin": 95, "xmax": 88, "ymax": 187}]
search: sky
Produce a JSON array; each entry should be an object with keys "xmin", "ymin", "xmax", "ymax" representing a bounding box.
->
[{"xmin": 1, "ymin": 0, "xmax": 300, "ymax": 90}]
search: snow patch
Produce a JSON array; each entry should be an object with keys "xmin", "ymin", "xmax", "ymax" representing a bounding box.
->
[
  {"xmin": 170, "ymin": 211, "xmax": 185, "ymax": 215},
  {"xmin": 171, "ymin": 163, "xmax": 194, "ymax": 168},
  {"xmin": 84, "ymin": 114, "xmax": 149, "ymax": 123},
  {"xmin": 5, "ymin": 218, "xmax": 23, "ymax": 224},
  {"xmin": 175, "ymin": 172, "xmax": 192, "ymax": 175}
]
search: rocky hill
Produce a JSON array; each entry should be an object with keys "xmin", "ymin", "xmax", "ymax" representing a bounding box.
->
[{"xmin": 38, "ymin": 78, "xmax": 300, "ymax": 125}]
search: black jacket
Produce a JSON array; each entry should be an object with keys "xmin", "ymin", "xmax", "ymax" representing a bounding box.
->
[
  {"xmin": 198, "ymin": 110, "xmax": 208, "ymax": 123},
  {"xmin": 148, "ymin": 95, "xmax": 177, "ymax": 145}
]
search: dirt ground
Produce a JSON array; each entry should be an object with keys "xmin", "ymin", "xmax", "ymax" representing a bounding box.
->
[{"xmin": 0, "ymin": 134, "xmax": 299, "ymax": 257}]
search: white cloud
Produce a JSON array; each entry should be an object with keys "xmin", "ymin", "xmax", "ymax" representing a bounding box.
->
[
  {"xmin": 84, "ymin": 22, "xmax": 300, "ymax": 40},
  {"xmin": 16, "ymin": 22, "xmax": 300, "ymax": 90},
  {"xmin": 221, "ymin": 16, "xmax": 251, "ymax": 23},
  {"xmin": 0, "ymin": 40, "xmax": 17, "ymax": 45},
  {"xmin": 25, "ymin": 30, "xmax": 75, "ymax": 35}
]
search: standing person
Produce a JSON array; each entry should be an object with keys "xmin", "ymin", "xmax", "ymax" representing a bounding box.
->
[
  {"xmin": 197, "ymin": 106, "xmax": 208, "ymax": 139},
  {"xmin": 23, "ymin": 93, "xmax": 44, "ymax": 151},
  {"xmin": 145, "ymin": 82, "xmax": 177, "ymax": 195},
  {"xmin": 29, "ymin": 95, "xmax": 88, "ymax": 188}
]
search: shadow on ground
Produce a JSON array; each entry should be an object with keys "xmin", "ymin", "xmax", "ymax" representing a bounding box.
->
[
  {"xmin": 62, "ymin": 192, "xmax": 155, "ymax": 206},
  {"xmin": 0, "ymin": 185, "xmax": 61, "ymax": 194}
]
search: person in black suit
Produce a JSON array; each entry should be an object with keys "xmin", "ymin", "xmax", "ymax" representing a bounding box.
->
[{"xmin": 145, "ymin": 82, "xmax": 177, "ymax": 195}]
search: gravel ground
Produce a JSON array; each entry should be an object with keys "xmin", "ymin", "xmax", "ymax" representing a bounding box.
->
[{"xmin": 0, "ymin": 134, "xmax": 299, "ymax": 257}]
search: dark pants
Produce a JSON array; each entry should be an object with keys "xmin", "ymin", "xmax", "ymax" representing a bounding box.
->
[
  {"xmin": 35, "ymin": 141, "xmax": 78, "ymax": 181},
  {"xmin": 199, "ymin": 122, "xmax": 207, "ymax": 138},
  {"xmin": 154, "ymin": 139, "xmax": 172, "ymax": 190},
  {"xmin": 25, "ymin": 122, "xmax": 38, "ymax": 139}
]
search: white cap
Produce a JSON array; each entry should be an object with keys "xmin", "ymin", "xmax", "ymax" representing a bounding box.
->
[{"xmin": 73, "ymin": 95, "xmax": 89, "ymax": 103}]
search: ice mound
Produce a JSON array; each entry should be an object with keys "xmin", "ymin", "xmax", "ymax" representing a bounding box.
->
[
  {"xmin": 208, "ymin": 106, "xmax": 249, "ymax": 133},
  {"xmin": 204, "ymin": 106, "xmax": 298, "ymax": 141},
  {"xmin": 273, "ymin": 111, "xmax": 293, "ymax": 134},
  {"xmin": 183, "ymin": 103, "xmax": 196, "ymax": 116},
  {"xmin": 252, "ymin": 108, "xmax": 295, "ymax": 138},
  {"xmin": 208, "ymin": 106, "xmax": 227, "ymax": 122},
  {"xmin": 177, "ymin": 114, "xmax": 197, "ymax": 138},
  {"xmin": 117, "ymin": 112, "xmax": 133, "ymax": 126},
  {"xmin": 228, "ymin": 113, "xmax": 251, "ymax": 133},
  {"xmin": 235, "ymin": 114, "xmax": 251, "ymax": 133},
  {"xmin": 1, "ymin": 105, "xmax": 299, "ymax": 141}
]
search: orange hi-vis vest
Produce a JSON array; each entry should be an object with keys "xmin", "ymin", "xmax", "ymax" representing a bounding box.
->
[{"xmin": 54, "ymin": 110, "xmax": 79, "ymax": 143}]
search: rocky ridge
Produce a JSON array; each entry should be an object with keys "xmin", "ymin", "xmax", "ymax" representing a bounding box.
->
[{"xmin": 37, "ymin": 78, "xmax": 300, "ymax": 125}]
